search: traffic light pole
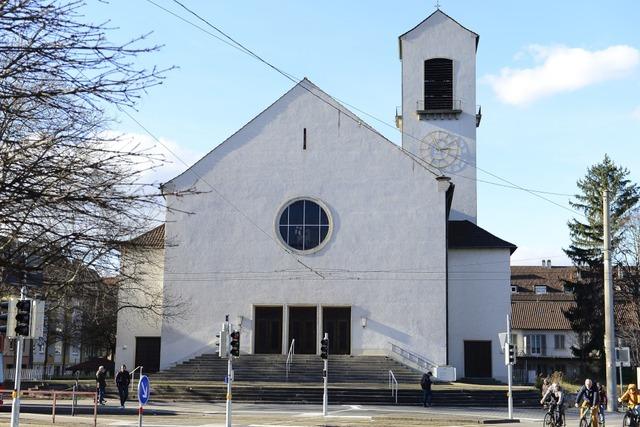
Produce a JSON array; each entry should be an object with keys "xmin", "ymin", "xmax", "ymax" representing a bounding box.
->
[
  {"xmin": 507, "ymin": 314, "xmax": 513, "ymax": 420},
  {"xmin": 10, "ymin": 286, "xmax": 26, "ymax": 427},
  {"xmin": 322, "ymin": 332, "xmax": 328, "ymax": 417},
  {"xmin": 225, "ymin": 317, "xmax": 232, "ymax": 427}
]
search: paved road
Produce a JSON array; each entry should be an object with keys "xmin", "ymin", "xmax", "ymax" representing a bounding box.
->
[{"xmin": 0, "ymin": 401, "xmax": 629, "ymax": 426}]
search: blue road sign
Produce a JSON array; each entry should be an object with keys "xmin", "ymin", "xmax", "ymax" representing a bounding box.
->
[{"xmin": 138, "ymin": 375, "xmax": 150, "ymax": 406}]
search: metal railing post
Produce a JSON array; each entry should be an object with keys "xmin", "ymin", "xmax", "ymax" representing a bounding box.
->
[
  {"xmin": 388, "ymin": 370, "xmax": 398, "ymax": 405},
  {"xmin": 285, "ymin": 339, "xmax": 295, "ymax": 381}
]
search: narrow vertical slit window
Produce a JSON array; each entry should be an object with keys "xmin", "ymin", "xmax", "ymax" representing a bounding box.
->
[{"xmin": 303, "ymin": 128, "xmax": 307, "ymax": 150}]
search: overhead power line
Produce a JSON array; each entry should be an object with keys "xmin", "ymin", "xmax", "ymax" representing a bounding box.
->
[
  {"xmin": 144, "ymin": 0, "xmax": 584, "ymax": 218},
  {"xmin": 118, "ymin": 107, "xmax": 325, "ymax": 279}
]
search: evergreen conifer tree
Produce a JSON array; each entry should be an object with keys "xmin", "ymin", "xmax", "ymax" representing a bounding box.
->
[{"xmin": 564, "ymin": 155, "xmax": 639, "ymax": 369}]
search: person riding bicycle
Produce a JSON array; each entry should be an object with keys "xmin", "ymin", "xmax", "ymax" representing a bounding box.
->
[
  {"xmin": 540, "ymin": 382, "xmax": 565, "ymax": 426},
  {"xmin": 596, "ymin": 382, "xmax": 607, "ymax": 425},
  {"xmin": 618, "ymin": 383, "xmax": 640, "ymax": 418},
  {"xmin": 575, "ymin": 378, "xmax": 599, "ymax": 426}
]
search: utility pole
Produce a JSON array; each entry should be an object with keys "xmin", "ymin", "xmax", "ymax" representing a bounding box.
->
[
  {"xmin": 603, "ymin": 188, "xmax": 617, "ymax": 411},
  {"xmin": 10, "ymin": 286, "xmax": 26, "ymax": 427},
  {"xmin": 507, "ymin": 315, "xmax": 513, "ymax": 420}
]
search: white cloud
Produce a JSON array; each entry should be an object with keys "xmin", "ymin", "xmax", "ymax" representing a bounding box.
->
[
  {"xmin": 103, "ymin": 131, "xmax": 204, "ymax": 186},
  {"xmin": 485, "ymin": 44, "xmax": 640, "ymax": 106},
  {"xmin": 631, "ymin": 106, "xmax": 640, "ymax": 121}
]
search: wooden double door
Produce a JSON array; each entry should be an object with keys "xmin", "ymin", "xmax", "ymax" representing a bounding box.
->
[{"xmin": 254, "ymin": 305, "xmax": 351, "ymax": 355}]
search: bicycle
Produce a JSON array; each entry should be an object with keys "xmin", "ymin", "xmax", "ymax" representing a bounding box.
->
[
  {"xmin": 622, "ymin": 405, "xmax": 639, "ymax": 427},
  {"xmin": 579, "ymin": 405, "xmax": 599, "ymax": 427},
  {"xmin": 543, "ymin": 403, "xmax": 565, "ymax": 426}
]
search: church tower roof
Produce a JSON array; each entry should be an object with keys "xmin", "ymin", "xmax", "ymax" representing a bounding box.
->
[{"xmin": 398, "ymin": 9, "xmax": 479, "ymax": 59}]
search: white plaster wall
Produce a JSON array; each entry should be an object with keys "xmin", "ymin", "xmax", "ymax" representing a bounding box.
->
[
  {"xmin": 400, "ymin": 11, "xmax": 477, "ymax": 222},
  {"xmin": 448, "ymin": 248, "xmax": 511, "ymax": 382},
  {"xmin": 512, "ymin": 329, "xmax": 578, "ymax": 359},
  {"xmin": 160, "ymin": 81, "xmax": 449, "ymax": 369},
  {"xmin": 115, "ymin": 247, "xmax": 164, "ymax": 370}
]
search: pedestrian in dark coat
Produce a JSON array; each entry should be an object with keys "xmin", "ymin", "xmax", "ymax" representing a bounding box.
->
[
  {"xmin": 96, "ymin": 366, "xmax": 107, "ymax": 405},
  {"xmin": 421, "ymin": 371, "xmax": 433, "ymax": 407},
  {"xmin": 115, "ymin": 364, "xmax": 131, "ymax": 408}
]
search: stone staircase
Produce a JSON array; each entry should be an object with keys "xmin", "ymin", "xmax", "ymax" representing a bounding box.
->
[
  {"xmin": 152, "ymin": 354, "xmax": 423, "ymax": 383},
  {"xmin": 148, "ymin": 354, "xmax": 540, "ymax": 407}
]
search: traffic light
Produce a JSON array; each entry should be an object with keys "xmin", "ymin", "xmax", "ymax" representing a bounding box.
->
[
  {"xmin": 230, "ymin": 330, "xmax": 240, "ymax": 357},
  {"xmin": 15, "ymin": 299, "xmax": 32, "ymax": 337},
  {"xmin": 0, "ymin": 299, "xmax": 17, "ymax": 337},
  {"xmin": 0, "ymin": 300, "xmax": 10, "ymax": 334},
  {"xmin": 216, "ymin": 329, "xmax": 229, "ymax": 358},
  {"xmin": 320, "ymin": 337, "xmax": 329, "ymax": 359},
  {"xmin": 505, "ymin": 343, "xmax": 516, "ymax": 365}
]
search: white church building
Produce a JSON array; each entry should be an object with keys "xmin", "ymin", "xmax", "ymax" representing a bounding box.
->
[{"xmin": 116, "ymin": 10, "xmax": 516, "ymax": 382}]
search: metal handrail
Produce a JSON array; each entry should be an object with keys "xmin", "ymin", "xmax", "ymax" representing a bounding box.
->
[
  {"xmin": 388, "ymin": 370, "xmax": 398, "ymax": 404},
  {"xmin": 129, "ymin": 365, "xmax": 143, "ymax": 393},
  {"xmin": 285, "ymin": 339, "xmax": 295, "ymax": 381},
  {"xmin": 389, "ymin": 342, "xmax": 437, "ymax": 372}
]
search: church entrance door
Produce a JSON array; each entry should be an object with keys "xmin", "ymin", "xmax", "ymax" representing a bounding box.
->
[
  {"xmin": 464, "ymin": 340, "xmax": 492, "ymax": 378},
  {"xmin": 322, "ymin": 307, "xmax": 351, "ymax": 355},
  {"xmin": 288, "ymin": 306, "xmax": 317, "ymax": 354},
  {"xmin": 254, "ymin": 306, "xmax": 283, "ymax": 354}
]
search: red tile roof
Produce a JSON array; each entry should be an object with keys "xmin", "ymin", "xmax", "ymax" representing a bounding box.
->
[
  {"xmin": 511, "ymin": 294, "xmax": 576, "ymax": 331},
  {"xmin": 125, "ymin": 224, "xmax": 165, "ymax": 249},
  {"xmin": 511, "ymin": 265, "xmax": 577, "ymax": 293}
]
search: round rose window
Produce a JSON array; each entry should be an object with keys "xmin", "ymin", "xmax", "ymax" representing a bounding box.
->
[{"xmin": 277, "ymin": 199, "xmax": 331, "ymax": 253}]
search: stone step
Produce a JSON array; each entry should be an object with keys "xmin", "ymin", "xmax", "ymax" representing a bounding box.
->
[{"xmin": 141, "ymin": 385, "xmax": 541, "ymax": 407}]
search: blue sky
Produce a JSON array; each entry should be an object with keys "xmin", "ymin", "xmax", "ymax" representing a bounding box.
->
[{"xmin": 85, "ymin": 1, "xmax": 640, "ymax": 265}]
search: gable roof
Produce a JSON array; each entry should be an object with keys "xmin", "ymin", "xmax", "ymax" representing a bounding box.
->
[
  {"xmin": 511, "ymin": 293, "xmax": 576, "ymax": 331},
  {"xmin": 448, "ymin": 220, "xmax": 517, "ymax": 254},
  {"xmin": 124, "ymin": 224, "xmax": 165, "ymax": 249},
  {"xmin": 398, "ymin": 9, "xmax": 479, "ymax": 59},
  {"xmin": 511, "ymin": 265, "xmax": 577, "ymax": 293},
  {"xmin": 163, "ymin": 78, "xmax": 439, "ymax": 192}
]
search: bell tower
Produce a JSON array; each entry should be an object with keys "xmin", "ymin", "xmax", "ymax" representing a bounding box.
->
[{"xmin": 398, "ymin": 10, "xmax": 480, "ymax": 222}]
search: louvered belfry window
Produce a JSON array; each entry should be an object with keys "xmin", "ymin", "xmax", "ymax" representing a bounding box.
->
[{"xmin": 424, "ymin": 58, "xmax": 453, "ymax": 110}]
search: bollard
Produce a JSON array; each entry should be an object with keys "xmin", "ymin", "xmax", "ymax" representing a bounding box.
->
[
  {"xmin": 93, "ymin": 392, "xmax": 98, "ymax": 427},
  {"xmin": 52, "ymin": 391, "xmax": 57, "ymax": 423},
  {"xmin": 71, "ymin": 385, "xmax": 76, "ymax": 416}
]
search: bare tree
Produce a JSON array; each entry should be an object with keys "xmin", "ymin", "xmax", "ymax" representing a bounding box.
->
[
  {"xmin": 615, "ymin": 209, "xmax": 640, "ymax": 365},
  {"xmin": 0, "ymin": 1, "xmax": 191, "ymax": 320}
]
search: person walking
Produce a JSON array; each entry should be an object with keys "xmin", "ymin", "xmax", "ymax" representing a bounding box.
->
[
  {"xmin": 96, "ymin": 366, "xmax": 107, "ymax": 405},
  {"xmin": 115, "ymin": 364, "xmax": 131, "ymax": 408},
  {"xmin": 420, "ymin": 371, "xmax": 433, "ymax": 407}
]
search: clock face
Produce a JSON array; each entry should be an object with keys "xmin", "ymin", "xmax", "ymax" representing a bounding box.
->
[{"xmin": 420, "ymin": 130, "xmax": 461, "ymax": 169}]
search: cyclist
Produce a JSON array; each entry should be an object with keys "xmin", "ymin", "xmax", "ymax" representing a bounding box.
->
[
  {"xmin": 618, "ymin": 383, "xmax": 640, "ymax": 419},
  {"xmin": 575, "ymin": 378, "xmax": 599, "ymax": 426},
  {"xmin": 540, "ymin": 382, "xmax": 565, "ymax": 426},
  {"xmin": 596, "ymin": 382, "xmax": 607, "ymax": 425}
]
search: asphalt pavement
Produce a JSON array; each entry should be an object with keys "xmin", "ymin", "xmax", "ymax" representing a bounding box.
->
[{"xmin": 0, "ymin": 400, "xmax": 629, "ymax": 426}]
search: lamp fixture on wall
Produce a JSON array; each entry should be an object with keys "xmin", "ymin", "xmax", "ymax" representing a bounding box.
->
[{"xmin": 361, "ymin": 316, "xmax": 367, "ymax": 328}]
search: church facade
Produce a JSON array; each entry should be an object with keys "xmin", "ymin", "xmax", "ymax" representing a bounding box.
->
[{"xmin": 116, "ymin": 10, "xmax": 515, "ymax": 382}]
